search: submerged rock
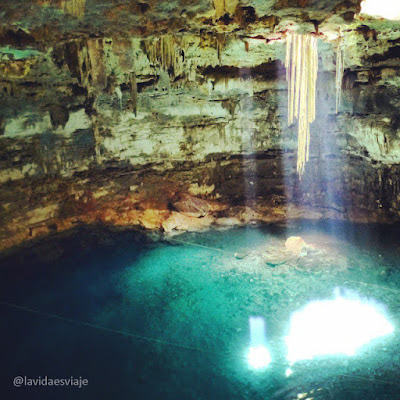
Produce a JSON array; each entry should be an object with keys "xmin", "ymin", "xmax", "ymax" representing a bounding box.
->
[
  {"xmin": 285, "ymin": 236, "xmax": 308, "ymax": 253},
  {"xmin": 234, "ymin": 252, "xmax": 247, "ymax": 259}
]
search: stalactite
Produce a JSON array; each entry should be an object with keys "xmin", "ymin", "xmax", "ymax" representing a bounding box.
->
[
  {"xmin": 144, "ymin": 35, "xmax": 187, "ymax": 78},
  {"xmin": 145, "ymin": 34, "xmax": 184, "ymax": 77},
  {"xmin": 49, "ymin": 105, "xmax": 69, "ymax": 129},
  {"xmin": 0, "ymin": 117, "xmax": 5, "ymax": 136},
  {"xmin": 213, "ymin": 0, "xmax": 239, "ymax": 18},
  {"xmin": 66, "ymin": 38, "xmax": 106, "ymax": 165},
  {"xmin": 285, "ymin": 33, "xmax": 318, "ymax": 179},
  {"xmin": 76, "ymin": 39, "xmax": 106, "ymax": 94},
  {"xmin": 130, "ymin": 72, "xmax": 137, "ymax": 117},
  {"xmin": 214, "ymin": 0, "xmax": 225, "ymax": 18},
  {"xmin": 115, "ymin": 86, "xmax": 123, "ymax": 110},
  {"xmin": 86, "ymin": 39, "xmax": 106, "ymax": 91},
  {"xmin": 336, "ymin": 37, "xmax": 345, "ymax": 114},
  {"xmin": 216, "ymin": 34, "xmax": 226, "ymax": 66},
  {"xmin": 60, "ymin": 0, "xmax": 86, "ymax": 19},
  {"xmin": 77, "ymin": 43, "xmax": 90, "ymax": 88},
  {"xmin": 91, "ymin": 115, "xmax": 101, "ymax": 164}
]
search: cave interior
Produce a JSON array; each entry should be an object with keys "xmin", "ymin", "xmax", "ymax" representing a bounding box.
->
[{"xmin": 1, "ymin": 1, "xmax": 400, "ymax": 399}]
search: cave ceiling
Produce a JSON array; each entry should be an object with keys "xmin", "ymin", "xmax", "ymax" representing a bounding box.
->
[
  {"xmin": 0, "ymin": 0, "xmax": 400, "ymax": 122},
  {"xmin": 0, "ymin": 1, "xmax": 400, "ymax": 143},
  {"xmin": 0, "ymin": 0, "xmax": 363, "ymax": 44}
]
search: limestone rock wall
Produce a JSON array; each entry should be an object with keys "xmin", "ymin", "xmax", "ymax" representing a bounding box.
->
[{"xmin": 1, "ymin": 24, "xmax": 400, "ymax": 250}]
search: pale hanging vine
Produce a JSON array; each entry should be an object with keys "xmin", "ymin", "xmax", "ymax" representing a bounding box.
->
[{"xmin": 285, "ymin": 33, "xmax": 319, "ymax": 179}]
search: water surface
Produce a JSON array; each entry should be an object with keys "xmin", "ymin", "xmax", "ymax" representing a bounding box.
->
[{"xmin": 0, "ymin": 222, "xmax": 399, "ymax": 399}]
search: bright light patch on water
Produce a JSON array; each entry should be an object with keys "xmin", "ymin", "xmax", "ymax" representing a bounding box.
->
[
  {"xmin": 361, "ymin": 0, "xmax": 400, "ymax": 20},
  {"xmin": 285, "ymin": 289, "xmax": 394, "ymax": 365},
  {"xmin": 248, "ymin": 346, "xmax": 272, "ymax": 369},
  {"xmin": 285, "ymin": 368, "xmax": 293, "ymax": 377},
  {"xmin": 247, "ymin": 317, "xmax": 271, "ymax": 369}
]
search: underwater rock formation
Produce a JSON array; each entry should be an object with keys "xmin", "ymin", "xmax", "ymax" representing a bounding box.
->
[{"xmin": 285, "ymin": 236, "xmax": 308, "ymax": 254}]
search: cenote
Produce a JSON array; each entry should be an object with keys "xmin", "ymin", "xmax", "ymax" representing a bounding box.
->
[
  {"xmin": 1, "ymin": 222, "xmax": 399, "ymax": 399},
  {"xmin": 2, "ymin": 0, "xmax": 400, "ymax": 399}
]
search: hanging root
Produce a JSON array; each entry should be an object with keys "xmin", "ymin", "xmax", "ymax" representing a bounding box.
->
[
  {"xmin": 285, "ymin": 33, "xmax": 318, "ymax": 179},
  {"xmin": 336, "ymin": 37, "xmax": 345, "ymax": 114}
]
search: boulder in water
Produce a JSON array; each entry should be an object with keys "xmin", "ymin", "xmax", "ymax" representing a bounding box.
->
[{"xmin": 285, "ymin": 236, "xmax": 307, "ymax": 253}]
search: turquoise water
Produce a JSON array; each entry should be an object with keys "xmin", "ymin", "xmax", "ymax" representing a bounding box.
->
[{"xmin": 0, "ymin": 223, "xmax": 400, "ymax": 399}]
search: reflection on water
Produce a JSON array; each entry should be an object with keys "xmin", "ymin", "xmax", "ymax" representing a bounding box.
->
[
  {"xmin": 285, "ymin": 288, "xmax": 394, "ymax": 365},
  {"xmin": 247, "ymin": 289, "xmax": 394, "ymax": 373},
  {"xmin": 247, "ymin": 316, "xmax": 271, "ymax": 369}
]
